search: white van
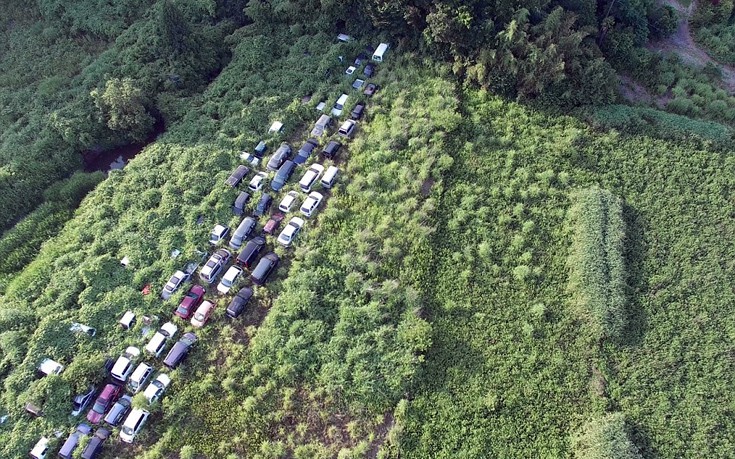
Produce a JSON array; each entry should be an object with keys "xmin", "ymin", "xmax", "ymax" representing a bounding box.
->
[
  {"xmin": 29, "ymin": 436, "xmax": 49, "ymax": 459},
  {"xmin": 145, "ymin": 322, "xmax": 178, "ymax": 357},
  {"xmin": 320, "ymin": 166, "xmax": 339, "ymax": 189},
  {"xmin": 127, "ymin": 363, "xmax": 154, "ymax": 394},
  {"xmin": 111, "ymin": 347, "xmax": 140, "ymax": 382},
  {"xmin": 331, "ymin": 94, "xmax": 348, "ymax": 117},
  {"xmin": 372, "ymin": 43, "xmax": 389, "ymax": 62},
  {"xmin": 299, "ymin": 164, "xmax": 325, "ymax": 192},
  {"xmin": 120, "ymin": 408, "xmax": 150, "ymax": 443}
]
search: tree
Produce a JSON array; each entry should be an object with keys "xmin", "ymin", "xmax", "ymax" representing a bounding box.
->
[
  {"xmin": 157, "ymin": 0, "xmax": 192, "ymax": 56},
  {"xmin": 91, "ymin": 78, "xmax": 154, "ymax": 142}
]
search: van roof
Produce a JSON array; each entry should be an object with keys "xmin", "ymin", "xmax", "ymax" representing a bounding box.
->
[
  {"xmin": 323, "ymin": 166, "xmax": 339, "ymax": 179},
  {"xmin": 336, "ymin": 93, "xmax": 348, "ymax": 103},
  {"xmin": 131, "ymin": 362, "xmax": 152, "ymax": 380}
]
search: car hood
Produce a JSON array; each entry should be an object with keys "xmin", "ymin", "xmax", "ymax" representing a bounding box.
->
[{"xmin": 87, "ymin": 409, "xmax": 104, "ymax": 424}]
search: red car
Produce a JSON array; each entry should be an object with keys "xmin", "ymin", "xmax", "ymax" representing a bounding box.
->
[
  {"xmin": 175, "ymin": 285, "xmax": 205, "ymax": 319},
  {"xmin": 86, "ymin": 384, "xmax": 122, "ymax": 424},
  {"xmin": 263, "ymin": 213, "xmax": 285, "ymax": 235}
]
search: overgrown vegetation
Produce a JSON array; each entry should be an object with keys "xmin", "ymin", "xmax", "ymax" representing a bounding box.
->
[
  {"xmin": 566, "ymin": 188, "xmax": 627, "ymax": 341},
  {"xmin": 572, "ymin": 412, "xmax": 643, "ymax": 459},
  {"xmin": 397, "ymin": 90, "xmax": 735, "ymax": 457},
  {"xmin": 0, "ymin": 171, "xmax": 103, "ymax": 291},
  {"xmin": 692, "ymin": 0, "xmax": 735, "ymax": 64},
  {"xmin": 3, "ymin": 0, "xmax": 735, "ymax": 458}
]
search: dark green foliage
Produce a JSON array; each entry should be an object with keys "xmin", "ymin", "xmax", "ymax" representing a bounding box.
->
[
  {"xmin": 691, "ymin": 1, "xmax": 735, "ymax": 64},
  {"xmin": 584, "ymin": 104, "xmax": 735, "ymax": 148},
  {"xmin": 647, "ymin": 5, "xmax": 678, "ymax": 40},
  {"xmin": 157, "ymin": 0, "xmax": 192, "ymax": 57},
  {"xmin": 572, "ymin": 413, "xmax": 642, "ymax": 459},
  {"xmin": 0, "ymin": 172, "xmax": 103, "ymax": 282},
  {"xmin": 566, "ymin": 188, "xmax": 627, "ymax": 341},
  {"xmin": 91, "ymin": 78, "xmax": 155, "ymax": 142}
]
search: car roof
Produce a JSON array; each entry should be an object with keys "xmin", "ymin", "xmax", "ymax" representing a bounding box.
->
[
  {"xmin": 160, "ymin": 322, "xmax": 178, "ymax": 336},
  {"xmin": 100, "ymin": 383, "xmax": 118, "ymax": 397},
  {"xmin": 131, "ymin": 362, "xmax": 152, "ymax": 379},
  {"xmin": 181, "ymin": 332, "xmax": 197, "ymax": 344},
  {"xmin": 224, "ymin": 265, "xmax": 242, "ymax": 277},
  {"xmin": 111, "ymin": 357, "xmax": 131, "ymax": 375},
  {"xmin": 197, "ymin": 301, "xmax": 214, "ymax": 312}
]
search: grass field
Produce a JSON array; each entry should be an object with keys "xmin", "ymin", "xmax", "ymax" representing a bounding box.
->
[
  {"xmin": 2, "ymin": 21, "xmax": 735, "ymax": 458},
  {"xmin": 398, "ymin": 90, "xmax": 735, "ymax": 457}
]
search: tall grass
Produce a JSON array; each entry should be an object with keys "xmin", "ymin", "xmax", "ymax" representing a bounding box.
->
[{"xmin": 566, "ymin": 187, "xmax": 627, "ymax": 341}]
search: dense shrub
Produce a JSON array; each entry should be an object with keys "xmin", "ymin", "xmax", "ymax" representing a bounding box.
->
[
  {"xmin": 572, "ymin": 413, "xmax": 642, "ymax": 459},
  {"xmin": 566, "ymin": 188, "xmax": 627, "ymax": 341}
]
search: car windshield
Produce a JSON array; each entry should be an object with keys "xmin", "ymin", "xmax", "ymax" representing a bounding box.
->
[
  {"xmin": 194, "ymin": 313, "xmax": 205, "ymax": 321},
  {"xmin": 92, "ymin": 399, "xmax": 106, "ymax": 413},
  {"xmin": 122, "ymin": 426, "xmax": 134, "ymax": 435},
  {"xmin": 222, "ymin": 278, "xmax": 232, "ymax": 287}
]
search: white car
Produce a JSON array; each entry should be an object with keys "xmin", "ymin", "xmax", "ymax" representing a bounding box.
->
[
  {"xmin": 209, "ymin": 224, "xmax": 230, "ymax": 245},
  {"xmin": 277, "ymin": 217, "xmax": 304, "ymax": 247},
  {"xmin": 279, "ymin": 191, "xmax": 299, "ymax": 212},
  {"xmin": 120, "ymin": 408, "xmax": 150, "ymax": 443},
  {"xmin": 239, "ymin": 151, "xmax": 260, "ymax": 166},
  {"xmin": 345, "ymin": 66, "xmax": 356, "ymax": 75},
  {"xmin": 300, "ymin": 192, "xmax": 324, "ymax": 218},
  {"xmin": 29, "ymin": 436, "xmax": 49, "ymax": 459},
  {"xmin": 299, "ymin": 164, "xmax": 325, "ymax": 192},
  {"xmin": 110, "ymin": 346, "xmax": 141, "ymax": 382},
  {"xmin": 248, "ymin": 171, "xmax": 269, "ymax": 192},
  {"xmin": 161, "ymin": 270, "xmax": 189, "ymax": 300},
  {"xmin": 217, "ymin": 266, "xmax": 243, "ymax": 295},
  {"xmin": 191, "ymin": 300, "xmax": 215, "ymax": 328},
  {"xmin": 144, "ymin": 373, "xmax": 171, "ymax": 404},
  {"xmin": 144, "ymin": 322, "xmax": 178, "ymax": 357}
]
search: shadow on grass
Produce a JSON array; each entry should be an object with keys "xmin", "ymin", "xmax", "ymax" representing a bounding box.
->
[{"xmin": 619, "ymin": 202, "xmax": 648, "ymax": 347}]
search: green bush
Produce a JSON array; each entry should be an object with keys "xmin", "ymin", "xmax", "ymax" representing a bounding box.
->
[
  {"xmin": 566, "ymin": 187, "xmax": 627, "ymax": 341},
  {"xmin": 572, "ymin": 412, "xmax": 642, "ymax": 459}
]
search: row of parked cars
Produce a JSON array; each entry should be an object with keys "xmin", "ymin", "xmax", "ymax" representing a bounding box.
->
[{"xmin": 29, "ymin": 40, "xmax": 387, "ymax": 459}]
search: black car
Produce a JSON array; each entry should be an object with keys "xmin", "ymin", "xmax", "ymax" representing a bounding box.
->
[
  {"xmin": 254, "ymin": 140, "xmax": 267, "ymax": 158},
  {"xmin": 271, "ymin": 160, "xmax": 296, "ymax": 191},
  {"xmin": 351, "ymin": 103, "xmax": 365, "ymax": 120},
  {"xmin": 294, "ymin": 138, "xmax": 319, "ymax": 165},
  {"xmin": 236, "ymin": 237, "xmax": 266, "ymax": 268},
  {"xmin": 266, "ymin": 143, "xmax": 292, "ymax": 171},
  {"xmin": 163, "ymin": 332, "xmax": 197, "ymax": 369},
  {"xmin": 225, "ymin": 165, "xmax": 249, "ymax": 187},
  {"xmin": 363, "ymin": 64, "xmax": 375, "ymax": 77},
  {"xmin": 81, "ymin": 428, "xmax": 110, "ymax": 459},
  {"xmin": 251, "ymin": 252, "xmax": 280, "ymax": 285},
  {"xmin": 322, "ymin": 140, "xmax": 342, "ymax": 159},
  {"xmin": 233, "ymin": 191, "xmax": 251, "ymax": 216},
  {"xmin": 253, "ymin": 193, "xmax": 272, "ymax": 217},
  {"xmin": 226, "ymin": 287, "xmax": 254, "ymax": 318}
]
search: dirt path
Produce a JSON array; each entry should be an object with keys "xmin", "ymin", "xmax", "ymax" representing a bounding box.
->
[{"xmin": 648, "ymin": 0, "xmax": 735, "ymax": 92}]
